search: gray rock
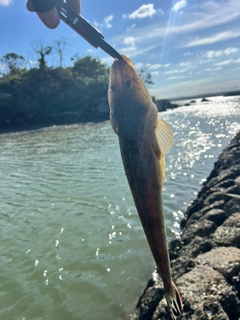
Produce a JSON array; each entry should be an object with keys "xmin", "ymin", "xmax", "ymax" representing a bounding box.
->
[{"xmin": 201, "ymin": 209, "xmax": 228, "ymax": 226}]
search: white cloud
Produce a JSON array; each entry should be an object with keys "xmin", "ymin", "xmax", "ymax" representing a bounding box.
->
[
  {"xmin": 102, "ymin": 15, "xmax": 114, "ymax": 28},
  {"xmin": 135, "ymin": 62, "xmax": 144, "ymax": 69},
  {"xmin": 93, "ymin": 15, "xmax": 114, "ymax": 29},
  {"xmin": 123, "ymin": 37, "xmax": 136, "ymax": 46},
  {"xmin": 224, "ymin": 47, "xmax": 239, "ymax": 55},
  {"xmin": 0, "ymin": 0, "xmax": 12, "ymax": 6},
  {"xmin": 179, "ymin": 62, "xmax": 191, "ymax": 67},
  {"xmin": 150, "ymin": 71, "xmax": 159, "ymax": 76},
  {"xmin": 146, "ymin": 63, "xmax": 162, "ymax": 70},
  {"xmin": 124, "ymin": 4, "xmax": 157, "ymax": 19},
  {"xmin": 165, "ymin": 69, "xmax": 186, "ymax": 75},
  {"xmin": 206, "ymin": 47, "xmax": 239, "ymax": 58},
  {"xmin": 167, "ymin": 76, "xmax": 186, "ymax": 80},
  {"xmin": 184, "ymin": 30, "xmax": 240, "ymax": 47},
  {"xmin": 172, "ymin": 0, "xmax": 187, "ymax": 12},
  {"xmin": 215, "ymin": 58, "xmax": 240, "ymax": 66},
  {"xmin": 215, "ymin": 59, "xmax": 233, "ymax": 66}
]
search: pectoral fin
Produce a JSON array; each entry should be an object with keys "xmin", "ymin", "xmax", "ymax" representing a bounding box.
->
[
  {"xmin": 155, "ymin": 118, "xmax": 174, "ymax": 156},
  {"xmin": 152, "ymin": 118, "xmax": 174, "ymax": 187}
]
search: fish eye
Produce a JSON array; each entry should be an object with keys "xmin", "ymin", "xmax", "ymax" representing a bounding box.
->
[
  {"xmin": 110, "ymin": 84, "xmax": 116, "ymax": 92},
  {"xmin": 124, "ymin": 79, "xmax": 131, "ymax": 89}
]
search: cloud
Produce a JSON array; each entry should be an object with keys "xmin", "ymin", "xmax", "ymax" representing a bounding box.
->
[
  {"xmin": 0, "ymin": 0, "xmax": 12, "ymax": 6},
  {"xmin": 165, "ymin": 69, "xmax": 187, "ymax": 75},
  {"xmin": 215, "ymin": 58, "xmax": 240, "ymax": 66},
  {"xmin": 150, "ymin": 71, "xmax": 159, "ymax": 76},
  {"xmin": 184, "ymin": 30, "xmax": 240, "ymax": 47},
  {"xmin": 123, "ymin": 4, "xmax": 157, "ymax": 19},
  {"xmin": 135, "ymin": 62, "xmax": 144, "ymax": 69},
  {"xmin": 172, "ymin": 0, "xmax": 187, "ymax": 12},
  {"xmin": 145, "ymin": 63, "xmax": 162, "ymax": 70},
  {"xmin": 206, "ymin": 47, "xmax": 239, "ymax": 58},
  {"xmin": 179, "ymin": 62, "xmax": 191, "ymax": 67},
  {"xmin": 215, "ymin": 60, "xmax": 233, "ymax": 66},
  {"xmin": 167, "ymin": 76, "xmax": 186, "ymax": 80},
  {"xmin": 102, "ymin": 15, "xmax": 114, "ymax": 28},
  {"xmin": 123, "ymin": 36, "xmax": 136, "ymax": 46},
  {"xmin": 224, "ymin": 47, "xmax": 239, "ymax": 55},
  {"xmin": 93, "ymin": 15, "xmax": 114, "ymax": 29}
]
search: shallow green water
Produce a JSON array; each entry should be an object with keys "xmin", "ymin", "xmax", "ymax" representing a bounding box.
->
[{"xmin": 0, "ymin": 96, "xmax": 239, "ymax": 320}]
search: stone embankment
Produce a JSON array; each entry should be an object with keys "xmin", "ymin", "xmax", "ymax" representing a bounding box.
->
[{"xmin": 130, "ymin": 131, "xmax": 240, "ymax": 320}]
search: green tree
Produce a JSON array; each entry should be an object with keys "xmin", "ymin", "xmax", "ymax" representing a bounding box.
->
[{"xmin": 0, "ymin": 53, "xmax": 25, "ymax": 75}]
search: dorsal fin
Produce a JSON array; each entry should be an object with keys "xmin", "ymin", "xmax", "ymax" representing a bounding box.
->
[{"xmin": 152, "ymin": 118, "xmax": 174, "ymax": 187}]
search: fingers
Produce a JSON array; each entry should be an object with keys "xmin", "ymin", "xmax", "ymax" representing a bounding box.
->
[
  {"xmin": 37, "ymin": 9, "xmax": 61, "ymax": 29},
  {"xmin": 66, "ymin": 0, "xmax": 81, "ymax": 14},
  {"xmin": 26, "ymin": 0, "xmax": 60, "ymax": 28},
  {"xmin": 26, "ymin": 0, "xmax": 34, "ymax": 12},
  {"xmin": 26, "ymin": 0, "xmax": 81, "ymax": 29}
]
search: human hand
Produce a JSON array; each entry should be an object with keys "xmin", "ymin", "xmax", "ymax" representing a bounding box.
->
[{"xmin": 26, "ymin": 0, "xmax": 81, "ymax": 29}]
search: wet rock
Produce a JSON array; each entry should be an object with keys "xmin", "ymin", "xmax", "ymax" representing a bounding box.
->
[{"xmin": 130, "ymin": 131, "xmax": 240, "ymax": 320}]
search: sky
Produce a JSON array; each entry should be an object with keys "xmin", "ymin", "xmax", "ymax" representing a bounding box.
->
[{"xmin": 0, "ymin": 0, "xmax": 240, "ymax": 99}]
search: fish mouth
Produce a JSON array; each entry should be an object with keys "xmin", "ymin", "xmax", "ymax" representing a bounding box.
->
[{"xmin": 113, "ymin": 55, "xmax": 135, "ymax": 69}]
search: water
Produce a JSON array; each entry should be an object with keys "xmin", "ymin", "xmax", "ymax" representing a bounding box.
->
[{"xmin": 0, "ymin": 96, "xmax": 239, "ymax": 320}]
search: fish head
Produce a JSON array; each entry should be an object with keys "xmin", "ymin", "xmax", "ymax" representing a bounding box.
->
[{"xmin": 108, "ymin": 55, "xmax": 157, "ymax": 137}]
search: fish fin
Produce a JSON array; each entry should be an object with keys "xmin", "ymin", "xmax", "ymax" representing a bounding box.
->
[
  {"xmin": 165, "ymin": 281, "xmax": 183, "ymax": 320},
  {"xmin": 153, "ymin": 118, "xmax": 174, "ymax": 187},
  {"xmin": 155, "ymin": 118, "xmax": 174, "ymax": 156}
]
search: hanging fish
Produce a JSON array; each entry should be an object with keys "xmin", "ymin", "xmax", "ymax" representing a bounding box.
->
[{"xmin": 108, "ymin": 55, "xmax": 183, "ymax": 319}]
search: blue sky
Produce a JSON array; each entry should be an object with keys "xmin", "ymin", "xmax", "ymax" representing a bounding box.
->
[{"xmin": 0, "ymin": 0, "xmax": 240, "ymax": 99}]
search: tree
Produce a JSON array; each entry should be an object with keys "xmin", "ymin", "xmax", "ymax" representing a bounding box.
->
[
  {"xmin": 52, "ymin": 37, "xmax": 68, "ymax": 68},
  {"xmin": 72, "ymin": 55, "xmax": 109, "ymax": 79},
  {"xmin": 32, "ymin": 40, "xmax": 52, "ymax": 71},
  {"xmin": 138, "ymin": 67, "xmax": 154, "ymax": 85},
  {"xmin": 0, "ymin": 53, "xmax": 25, "ymax": 75}
]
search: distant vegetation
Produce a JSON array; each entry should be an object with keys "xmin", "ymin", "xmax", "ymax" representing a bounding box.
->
[
  {"xmin": 0, "ymin": 38, "xmax": 157, "ymax": 132},
  {"xmin": 0, "ymin": 39, "xmax": 110, "ymax": 131}
]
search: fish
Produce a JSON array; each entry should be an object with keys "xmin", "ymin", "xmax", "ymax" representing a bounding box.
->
[{"xmin": 108, "ymin": 55, "xmax": 183, "ymax": 319}]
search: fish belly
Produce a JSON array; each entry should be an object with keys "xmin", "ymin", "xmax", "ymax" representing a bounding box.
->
[{"xmin": 118, "ymin": 136, "xmax": 172, "ymax": 287}]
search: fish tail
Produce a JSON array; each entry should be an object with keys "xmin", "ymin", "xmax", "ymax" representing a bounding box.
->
[{"xmin": 165, "ymin": 281, "xmax": 183, "ymax": 319}]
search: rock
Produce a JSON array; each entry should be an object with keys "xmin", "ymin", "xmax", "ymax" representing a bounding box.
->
[
  {"xmin": 154, "ymin": 99, "xmax": 179, "ymax": 112},
  {"xmin": 211, "ymin": 213, "xmax": 240, "ymax": 247},
  {"xmin": 130, "ymin": 131, "xmax": 240, "ymax": 320},
  {"xmin": 201, "ymin": 209, "xmax": 228, "ymax": 226}
]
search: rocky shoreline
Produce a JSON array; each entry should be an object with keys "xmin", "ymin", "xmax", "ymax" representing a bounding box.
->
[{"xmin": 130, "ymin": 131, "xmax": 240, "ymax": 320}]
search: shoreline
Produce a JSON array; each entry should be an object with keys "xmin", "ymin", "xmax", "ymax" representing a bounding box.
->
[
  {"xmin": 0, "ymin": 115, "xmax": 110, "ymax": 136},
  {"xmin": 130, "ymin": 130, "xmax": 240, "ymax": 320}
]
